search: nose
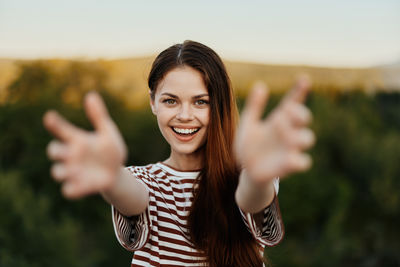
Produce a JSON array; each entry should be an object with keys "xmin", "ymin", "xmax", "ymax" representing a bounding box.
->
[{"xmin": 176, "ymin": 103, "xmax": 194, "ymax": 121}]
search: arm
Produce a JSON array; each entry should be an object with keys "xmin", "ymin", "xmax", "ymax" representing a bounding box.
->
[
  {"xmin": 234, "ymin": 78, "xmax": 315, "ymax": 213},
  {"xmin": 101, "ymin": 167, "xmax": 149, "ymax": 217},
  {"xmin": 101, "ymin": 167, "xmax": 149, "ymax": 216},
  {"xmin": 235, "ymin": 169, "xmax": 275, "ymax": 214},
  {"xmin": 43, "ymin": 91, "xmax": 148, "ymax": 216}
]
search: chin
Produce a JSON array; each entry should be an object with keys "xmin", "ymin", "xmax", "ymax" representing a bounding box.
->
[{"xmin": 172, "ymin": 143, "xmax": 205, "ymax": 157}]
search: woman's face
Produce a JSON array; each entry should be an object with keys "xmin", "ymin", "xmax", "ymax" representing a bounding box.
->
[{"xmin": 150, "ymin": 66, "xmax": 210, "ymax": 158}]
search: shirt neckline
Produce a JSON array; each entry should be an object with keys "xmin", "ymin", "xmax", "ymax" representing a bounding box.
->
[{"xmin": 157, "ymin": 162, "xmax": 201, "ymax": 177}]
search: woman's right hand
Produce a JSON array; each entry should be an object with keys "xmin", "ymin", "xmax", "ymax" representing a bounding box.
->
[{"xmin": 43, "ymin": 91, "xmax": 127, "ymax": 199}]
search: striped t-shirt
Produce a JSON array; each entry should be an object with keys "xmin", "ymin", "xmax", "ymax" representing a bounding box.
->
[{"xmin": 112, "ymin": 162, "xmax": 284, "ymax": 266}]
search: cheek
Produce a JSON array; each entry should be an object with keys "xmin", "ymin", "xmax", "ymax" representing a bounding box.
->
[
  {"xmin": 156, "ymin": 114, "xmax": 171, "ymax": 141},
  {"xmin": 201, "ymin": 109, "xmax": 210, "ymax": 126},
  {"xmin": 156, "ymin": 107, "xmax": 175, "ymax": 129},
  {"xmin": 156, "ymin": 111, "xmax": 169, "ymax": 127}
]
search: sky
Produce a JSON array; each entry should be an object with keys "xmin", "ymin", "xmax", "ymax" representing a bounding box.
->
[{"xmin": 0, "ymin": 0, "xmax": 399, "ymax": 67}]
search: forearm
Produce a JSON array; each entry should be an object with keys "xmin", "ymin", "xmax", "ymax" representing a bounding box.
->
[
  {"xmin": 101, "ymin": 167, "xmax": 149, "ymax": 217},
  {"xmin": 235, "ymin": 169, "xmax": 276, "ymax": 214}
]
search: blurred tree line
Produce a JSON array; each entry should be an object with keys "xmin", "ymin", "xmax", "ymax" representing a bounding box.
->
[{"xmin": 0, "ymin": 61, "xmax": 399, "ymax": 267}]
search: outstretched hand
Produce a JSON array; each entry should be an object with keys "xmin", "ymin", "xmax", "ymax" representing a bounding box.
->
[
  {"xmin": 234, "ymin": 77, "xmax": 315, "ymax": 184},
  {"xmin": 43, "ymin": 92, "xmax": 127, "ymax": 199}
]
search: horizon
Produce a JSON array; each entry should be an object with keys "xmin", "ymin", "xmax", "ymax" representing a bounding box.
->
[{"xmin": 0, "ymin": 55, "xmax": 388, "ymax": 69}]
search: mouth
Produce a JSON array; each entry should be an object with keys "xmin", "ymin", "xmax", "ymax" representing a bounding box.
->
[{"xmin": 171, "ymin": 127, "xmax": 201, "ymax": 136}]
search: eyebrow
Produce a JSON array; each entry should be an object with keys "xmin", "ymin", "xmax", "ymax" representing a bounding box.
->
[{"xmin": 161, "ymin": 93, "xmax": 209, "ymax": 99}]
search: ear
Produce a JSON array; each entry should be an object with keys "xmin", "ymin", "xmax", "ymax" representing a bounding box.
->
[{"xmin": 149, "ymin": 90, "xmax": 157, "ymax": 115}]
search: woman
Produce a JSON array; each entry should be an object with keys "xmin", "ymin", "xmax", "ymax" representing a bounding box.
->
[{"xmin": 43, "ymin": 40, "xmax": 314, "ymax": 266}]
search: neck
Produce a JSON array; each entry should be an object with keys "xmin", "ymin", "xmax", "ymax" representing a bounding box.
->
[{"xmin": 164, "ymin": 149, "xmax": 204, "ymax": 171}]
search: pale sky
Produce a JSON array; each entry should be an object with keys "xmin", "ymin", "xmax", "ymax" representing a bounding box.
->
[{"xmin": 0, "ymin": 0, "xmax": 399, "ymax": 67}]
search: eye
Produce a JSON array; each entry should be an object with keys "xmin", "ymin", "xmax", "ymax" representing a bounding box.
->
[
  {"xmin": 163, "ymin": 98, "xmax": 176, "ymax": 105},
  {"xmin": 195, "ymin": 99, "xmax": 209, "ymax": 106}
]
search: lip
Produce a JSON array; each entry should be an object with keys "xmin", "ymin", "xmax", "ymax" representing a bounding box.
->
[
  {"xmin": 171, "ymin": 126, "xmax": 201, "ymax": 129},
  {"xmin": 170, "ymin": 127, "xmax": 200, "ymax": 142}
]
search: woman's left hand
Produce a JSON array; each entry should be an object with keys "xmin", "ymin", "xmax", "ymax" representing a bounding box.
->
[{"xmin": 234, "ymin": 76, "xmax": 315, "ymax": 184}]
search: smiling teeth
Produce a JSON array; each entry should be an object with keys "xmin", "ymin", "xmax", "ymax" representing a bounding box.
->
[{"xmin": 173, "ymin": 127, "xmax": 199, "ymax": 134}]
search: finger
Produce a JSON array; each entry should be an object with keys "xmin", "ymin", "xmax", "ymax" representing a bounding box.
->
[
  {"xmin": 43, "ymin": 111, "xmax": 82, "ymax": 142},
  {"xmin": 50, "ymin": 163, "xmax": 68, "ymax": 182},
  {"xmin": 62, "ymin": 181, "xmax": 80, "ymax": 199},
  {"xmin": 291, "ymin": 128, "xmax": 316, "ymax": 150},
  {"xmin": 242, "ymin": 82, "xmax": 269, "ymax": 125},
  {"xmin": 286, "ymin": 152, "xmax": 312, "ymax": 173},
  {"xmin": 60, "ymin": 168, "xmax": 87, "ymax": 199},
  {"xmin": 47, "ymin": 140, "xmax": 69, "ymax": 161},
  {"xmin": 84, "ymin": 91, "xmax": 112, "ymax": 133},
  {"xmin": 283, "ymin": 74, "xmax": 311, "ymax": 104},
  {"xmin": 284, "ymin": 102, "xmax": 313, "ymax": 126},
  {"xmin": 61, "ymin": 172, "xmax": 108, "ymax": 199}
]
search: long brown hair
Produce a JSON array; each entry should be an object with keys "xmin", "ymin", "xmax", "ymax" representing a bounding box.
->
[{"xmin": 148, "ymin": 40, "xmax": 264, "ymax": 267}]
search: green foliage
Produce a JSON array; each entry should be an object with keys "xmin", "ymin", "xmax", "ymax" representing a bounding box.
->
[
  {"xmin": 265, "ymin": 91, "xmax": 400, "ymax": 267},
  {"xmin": 1, "ymin": 62, "xmax": 399, "ymax": 266},
  {"xmin": 0, "ymin": 62, "xmax": 134, "ymax": 267},
  {"xmin": 0, "ymin": 170, "xmax": 87, "ymax": 267}
]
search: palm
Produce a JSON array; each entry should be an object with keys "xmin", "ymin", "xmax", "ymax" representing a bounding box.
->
[
  {"xmin": 43, "ymin": 92, "xmax": 127, "ymax": 198},
  {"xmin": 235, "ymin": 78, "xmax": 315, "ymax": 183}
]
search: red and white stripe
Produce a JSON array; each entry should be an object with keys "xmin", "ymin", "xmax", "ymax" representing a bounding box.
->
[{"xmin": 112, "ymin": 163, "xmax": 284, "ymax": 266}]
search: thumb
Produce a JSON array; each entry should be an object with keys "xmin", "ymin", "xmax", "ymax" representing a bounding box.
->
[
  {"xmin": 84, "ymin": 91, "xmax": 112, "ymax": 133},
  {"xmin": 283, "ymin": 74, "xmax": 311, "ymax": 104},
  {"xmin": 241, "ymin": 82, "xmax": 269, "ymax": 125}
]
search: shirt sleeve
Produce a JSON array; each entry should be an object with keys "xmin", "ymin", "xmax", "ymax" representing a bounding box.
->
[
  {"xmin": 239, "ymin": 178, "xmax": 285, "ymax": 247},
  {"xmin": 111, "ymin": 168, "xmax": 152, "ymax": 251}
]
